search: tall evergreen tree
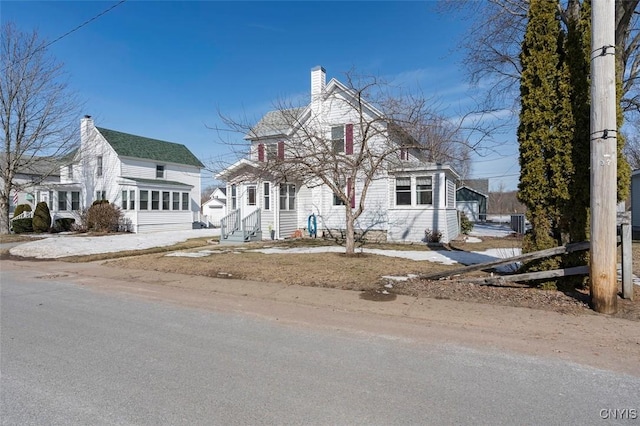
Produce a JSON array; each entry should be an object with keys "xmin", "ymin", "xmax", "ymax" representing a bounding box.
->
[
  {"xmin": 518, "ymin": 0, "xmax": 572, "ymax": 277},
  {"xmin": 562, "ymin": 0, "xmax": 592, "ymax": 283}
]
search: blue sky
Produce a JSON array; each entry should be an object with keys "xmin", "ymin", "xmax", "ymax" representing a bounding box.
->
[{"xmin": 2, "ymin": 1, "xmax": 521, "ymax": 191}]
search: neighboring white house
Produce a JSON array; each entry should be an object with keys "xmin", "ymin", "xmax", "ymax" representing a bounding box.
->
[
  {"xmin": 36, "ymin": 116, "xmax": 204, "ymax": 232},
  {"xmin": 201, "ymin": 187, "xmax": 227, "ymax": 227},
  {"xmin": 216, "ymin": 66, "xmax": 461, "ymax": 243},
  {"xmin": 8, "ymin": 157, "xmax": 62, "ymax": 216}
]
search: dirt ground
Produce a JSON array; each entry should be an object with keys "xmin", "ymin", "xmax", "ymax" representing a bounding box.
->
[{"xmin": 102, "ymin": 235, "xmax": 640, "ymax": 322}]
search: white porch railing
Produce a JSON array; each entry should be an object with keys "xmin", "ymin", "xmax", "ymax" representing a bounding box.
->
[
  {"xmin": 10, "ymin": 211, "xmax": 33, "ymax": 223},
  {"xmin": 241, "ymin": 209, "xmax": 261, "ymax": 240},
  {"xmin": 220, "ymin": 209, "xmax": 241, "ymax": 240}
]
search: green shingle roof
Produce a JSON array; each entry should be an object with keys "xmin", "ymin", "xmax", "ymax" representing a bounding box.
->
[{"xmin": 96, "ymin": 127, "xmax": 204, "ymax": 168}]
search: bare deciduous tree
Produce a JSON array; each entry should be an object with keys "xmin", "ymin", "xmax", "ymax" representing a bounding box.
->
[
  {"xmin": 439, "ymin": 0, "xmax": 640, "ymax": 118},
  {"xmin": 218, "ymin": 71, "xmax": 487, "ymax": 255},
  {"xmin": 0, "ymin": 23, "xmax": 81, "ymax": 233}
]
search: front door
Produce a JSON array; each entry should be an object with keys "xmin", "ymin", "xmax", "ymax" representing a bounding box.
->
[
  {"xmin": 278, "ymin": 183, "xmax": 297, "ymax": 238},
  {"xmin": 39, "ymin": 191, "xmax": 50, "ymax": 208}
]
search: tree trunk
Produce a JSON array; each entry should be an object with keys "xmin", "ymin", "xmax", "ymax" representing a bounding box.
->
[
  {"xmin": 0, "ymin": 196, "xmax": 10, "ymax": 234},
  {"xmin": 345, "ymin": 209, "xmax": 355, "ymax": 256}
]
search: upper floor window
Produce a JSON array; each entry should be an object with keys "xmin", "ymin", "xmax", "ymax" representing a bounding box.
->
[
  {"xmin": 395, "ymin": 178, "xmax": 411, "ymax": 206},
  {"xmin": 332, "ymin": 126, "xmax": 344, "ymax": 153},
  {"xmin": 416, "ymin": 176, "xmax": 433, "ymax": 205},
  {"xmin": 96, "ymin": 190, "xmax": 106, "ymax": 201},
  {"xmin": 67, "ymin": 164, "xmax": 73, "ymax": 180},
  {"xmin": 156, "ymin": 165, "xmax": 165, "ymax": 179},
  {"xmin": 267, "ymin": 144, "xmax": 277, "ymax": 161},
  {"xmin": 96, "ymin": 156, "xmax": 103, "ymax": 176},
  {"xmin": 399, "ymin": 148, "xmax": 409, "ymax": 161}
]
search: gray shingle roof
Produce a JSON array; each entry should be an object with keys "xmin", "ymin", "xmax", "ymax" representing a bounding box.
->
[
  {"xmin": 248, "ymin": 108, "xmax": 304, "ymax": 139},
  {"xmin": 97, "ymin": 127, "xmax": 204, "ymax": 168}
]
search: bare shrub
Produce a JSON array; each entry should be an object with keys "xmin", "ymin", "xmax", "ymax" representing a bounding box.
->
[{"xmin": 86, "ymin": 202, "xmax": 122, "ymax": 232}]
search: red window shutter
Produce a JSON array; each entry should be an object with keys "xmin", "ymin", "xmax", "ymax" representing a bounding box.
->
[
  {"xmin": 348, "ymin": 177, "xmax": 355, "ymax": 208},
  {"xmin": 345, "ymin": 124, "xmax": 353, "ymax": 155},
  {"xmin": 258, "ymin": 143, "xmax": 265, "ymax": 162},
  {"xmin": 277, "ymin": 141, "xmax": 284, "ymax": 159}
]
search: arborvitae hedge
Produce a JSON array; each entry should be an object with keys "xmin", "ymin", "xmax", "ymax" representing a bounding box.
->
[
  {"xmin": 13, "ymin": 203, "xmax": 32, "ymax": 218},
  {"xmin": 32, "ymin": 202, "xmax": 52, "ymax": 233}
]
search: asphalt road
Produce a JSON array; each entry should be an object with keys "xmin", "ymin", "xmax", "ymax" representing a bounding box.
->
[{"xmin": 2, "ymin": 270, "xmax": 639, "ymax": 425}]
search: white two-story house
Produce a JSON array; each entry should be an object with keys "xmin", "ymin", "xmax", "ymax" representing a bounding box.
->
[
  {"xmin": 46, "ymin": 116, "xmax": 203, "ymax": 232},
  {"xmin": 216, "ymin": 67, "xmax": 460, "ymax": 243}
]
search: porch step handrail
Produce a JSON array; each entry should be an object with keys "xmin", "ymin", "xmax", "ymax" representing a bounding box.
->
[
  {"xmin": 220, "ymin": 209, "xmax": 240, "ymax": 240},
  {"xmin": 10, "ymin": 211, "xmax": 33, "ymax": 223},
  {"xmin": 241, "ymin": 208, "xmax": 261, "ymax": 240}
]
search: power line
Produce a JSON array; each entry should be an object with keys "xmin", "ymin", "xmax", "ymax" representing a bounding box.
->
[
  {"xmin": 40, "ymin": 0, "xmax": 127, "ymax": 52},
  {"xmin": 3, "ymin": 0, "xmax": 127, "ymax": 70}
]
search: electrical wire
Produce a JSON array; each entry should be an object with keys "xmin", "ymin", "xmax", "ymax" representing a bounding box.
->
[{"xmin": 3, "ymin": 0, "xmax": 127, "ymax": 71}]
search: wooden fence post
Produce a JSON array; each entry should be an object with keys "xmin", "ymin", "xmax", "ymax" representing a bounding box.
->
[{"xmin": 621, "ymin": 219, "xmax": 634, "ymax": 300}]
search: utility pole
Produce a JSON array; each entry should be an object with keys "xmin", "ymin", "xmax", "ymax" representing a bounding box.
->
[{"xmin": 590, "ymin": 0, "xmax": 618, "ymax": 314}]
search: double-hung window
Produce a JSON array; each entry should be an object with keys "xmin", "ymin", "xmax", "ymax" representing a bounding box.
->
[
  {"xmin": 416, "ymin": 176, "xmax": 433, "ymax": 205},
  {"xmin": 263, "ymin": 182, "xmax": 270, "ymax": 210},
  {"xmin": 71, "ymin": 192, "xmax": 80, "ymax": 211},
  {"xmin": 122, "ymin": 191, "xmax": 128, "ymax": 209},
  {"xmin": 162, "ymin": 192, "xmax": 170, "ymax": 210},
  {"xmin": 333, "ymin": 180, "xmax": 346, "ymax": 206},
  {"xmin": 140, "ymin": 191, "xmax": 149, "ymax": 210},
  {"xmin": 230, "ymin": 185, "xmax": 237, "ymax": 210},
  {"xmin": 279, "ymin": 184, "xmax": 295, "ymax": 210},
  {"xmin": 182, "ymin": 193, "xmax": 189, "ymax": 210},
  {"xmin": 129, "ymin": 190, "xmax": 135, "ymax": 210},
  {"xmin": 151, "ymin": 191, "xmax": 160, "ymax": 210},
  {"xmin": 172, "ymin": 192, "xmax": 180, "ymax": 210},
  {"xmin": 156, "ymin": 165, "xmax": 165, "ymax": 179},
  {"xmin": 97, "ymin": 156, "xmax": 103, "ymax": 176},
  {"xmin": 331, "ymin": 126, "xmax": 344, "ymax": 153},
  {"xmin": 58, "ymin": 191, "xmax": 67, "ymax": 211},
  {"xmin": 395, "ymin": 178, "xmax": 411, "ymax": 206}
]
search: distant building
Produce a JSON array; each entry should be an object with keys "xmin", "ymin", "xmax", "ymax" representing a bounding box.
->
[{"xmin": 456, "ymin": 179, "xmax": 489, "ymax": 222}]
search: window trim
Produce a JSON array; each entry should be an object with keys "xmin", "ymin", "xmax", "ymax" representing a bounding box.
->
[{"xmin": 156, "ymin": 164, "xmax": 165, "ymax": 179}]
